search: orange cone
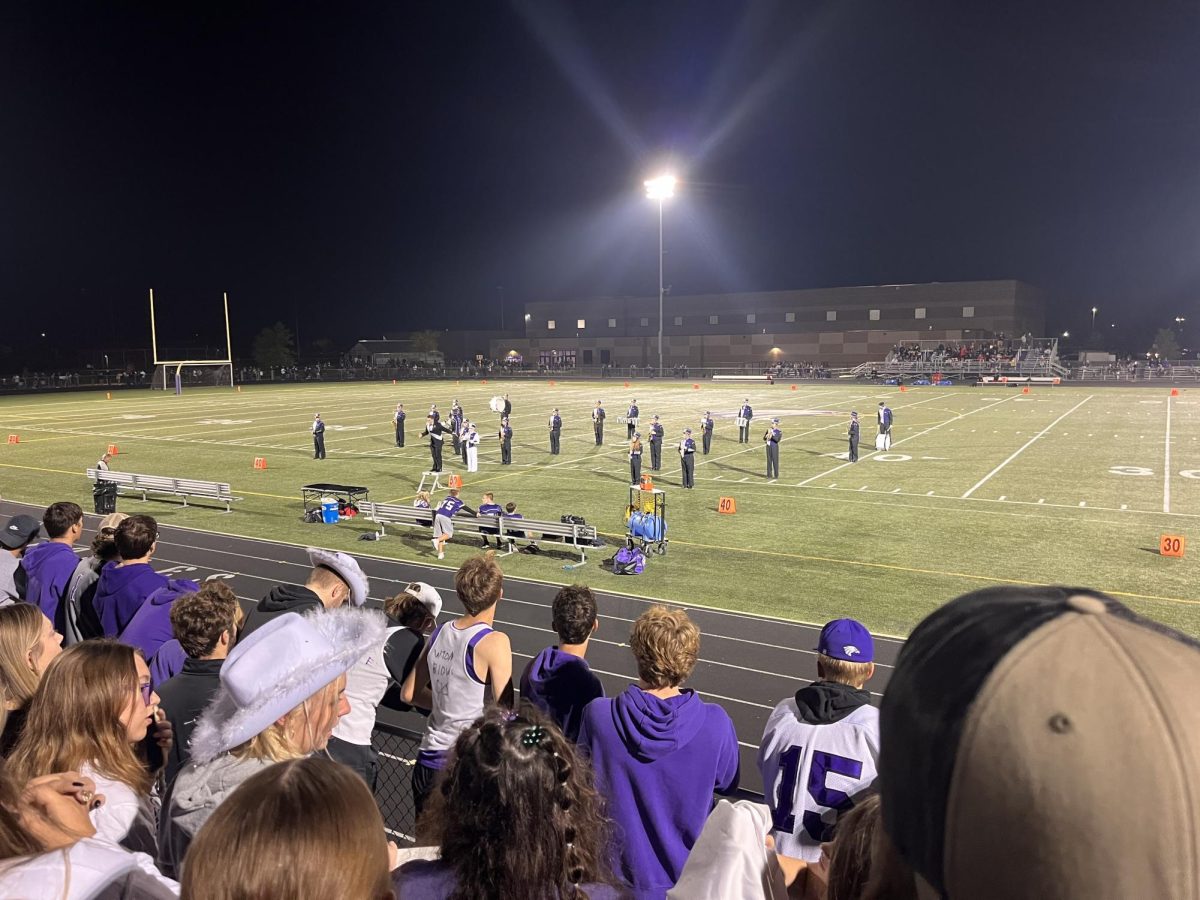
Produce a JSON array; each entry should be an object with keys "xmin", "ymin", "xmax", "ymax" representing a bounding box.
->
[
  {"xmin": 107, "ymin": 444, "xmax": 119, "ymax": 456},
  {"xmin": 1171, "ymin": 388, "xmax": 1180, "ymax": 397}
]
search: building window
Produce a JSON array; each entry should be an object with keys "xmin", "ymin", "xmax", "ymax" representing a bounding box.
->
[
  {"xmin": 963, "ymin": 306, "xmax": 975, "ymax": 318},
  {"xmin": 709, "ymin": 315, "xmax": 720, "ymax": 325},
  {"xmin": 915, "ymin": 307, "xmax": 926, "ymax": 319},
  {"xmin": 577, "ymin": 319, "xmax": 586, "ymax": 329},
  {"xmin": 608, "ymin": 318, "xmax": 617, "ymax": 328},
  {"xmin": 673, "ymin": 316, "xmax": 683, "ymax": 326},
  {"xmin": 826, "ymin": 311, "xmax": 837, "ymax": 322},
  {"xmin": 640, "ymin": 317, "xmax": 649, "ymax": 327},
  {"xmin": 785, "ymin": 312, "xmax": 796, "ymax": 323},
  {"xmin": 746, "ymin": 313, "xmax": 756, "ymax": 324},
  {"xmin": 547, "ymin": 319, "xmax": 556, "ymax": 330},
  {"xmin": 869, "ymin": 309, "xmax": 880, "ymax": 321}
]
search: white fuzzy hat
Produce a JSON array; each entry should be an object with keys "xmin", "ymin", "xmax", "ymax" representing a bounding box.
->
[
  {"xmin": 403, "ymin": 581, "xmax": 442, "ymax": 619},
  {"xmin": 190, "ymin": 608, "xmax": 386, "ymax": 764},
  {"xmin": 307, "ymin": 547, "xmax": 369, "ymax": 607}
]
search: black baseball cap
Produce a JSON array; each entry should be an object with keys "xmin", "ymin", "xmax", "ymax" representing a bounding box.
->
[{"xmin": 0, "ymin": 515, "xmax": 41, "ymax": 549}]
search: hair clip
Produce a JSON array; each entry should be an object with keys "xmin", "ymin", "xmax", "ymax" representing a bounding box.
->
[{"xmin": 521, "ymin": 725, "xmax": 546, "ymax": 747}]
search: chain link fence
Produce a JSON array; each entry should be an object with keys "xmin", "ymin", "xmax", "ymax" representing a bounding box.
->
[{"xmin": 372, "ymin": 721, "xmax": 421, "ymax": 843}]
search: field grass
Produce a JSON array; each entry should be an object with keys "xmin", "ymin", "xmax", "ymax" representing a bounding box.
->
[{"xmin": 1, "ymin": 379, "xmax": 1198, "ymax": 637}]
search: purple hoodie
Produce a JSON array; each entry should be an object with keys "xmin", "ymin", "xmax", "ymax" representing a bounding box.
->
[
  {"xmin": 92, "ymin": 562, "xmax": 170, "ymax": 638},
  {"xmin": 149, "ymin": 640, "xmax": 187, "ymax": 690},
  {"xmin": 20, "ymin": 542, "xmax": 79, "ymax": 628},
  {"xmin": 119, "ymin": 579, "xmax": 201, "ymax": 660},
  {"xmin": 578, "ymin": 686, "xmax": 739, "ymax": 899},
  {"xmin": 519, "ymin": 647, "xmax": 604, "ymax": 742}
]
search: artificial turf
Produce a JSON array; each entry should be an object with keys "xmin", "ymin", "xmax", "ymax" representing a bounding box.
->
[{"xmin": 1, "ymin": 379, "xmax": 1196, "ymax": 637}]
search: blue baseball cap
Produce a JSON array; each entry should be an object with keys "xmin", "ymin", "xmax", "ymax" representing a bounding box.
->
[{"xmin": 816, "ymin": 618, "xmax": 874, "ymax": 663}]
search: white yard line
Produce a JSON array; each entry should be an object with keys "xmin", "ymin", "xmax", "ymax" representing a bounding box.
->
[
  {"xmin": 961, "ymin": 396, "xmax": 1093, "ymax": 499},
  {"xmin": 1163, "ymin": 393, "xmax": 1173, "ymax": 514}
]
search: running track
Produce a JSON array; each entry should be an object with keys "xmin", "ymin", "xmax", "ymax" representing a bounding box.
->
[{"xmin": 0, "ymin": 499, "xmax": 904, "ymax": 796}]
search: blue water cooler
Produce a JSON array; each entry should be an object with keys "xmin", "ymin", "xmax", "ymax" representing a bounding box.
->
[{"xmin": 320, "ymin": 497, "xmax": 339, "ymax": 524}]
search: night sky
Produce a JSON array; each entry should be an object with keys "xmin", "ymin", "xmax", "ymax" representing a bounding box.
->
[{"xmin": 3, "ymin": 0, "xmax": 1197, "ymax": 360}]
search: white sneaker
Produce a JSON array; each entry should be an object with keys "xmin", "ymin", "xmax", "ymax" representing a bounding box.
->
[
  {"xmin": 437, "ymin": 550, "xmax": 445, "ymax": 560},
  {"xmin": 431, "ymin": 538, "xmax": 439, "ymax": 552}
]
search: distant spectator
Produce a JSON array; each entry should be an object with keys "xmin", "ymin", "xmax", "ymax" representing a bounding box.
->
[
  {"xmin": 758, "ymin": 618, "xmax": 879, "ymax": 861},
  {"xmin": 119, "ymin": 578, "xmax": 202, "ymax": 662},
  {"xmin": 61, "ymin": 512, "xmax": 126, "ymax": 645},
  {"xmin": 240, "ymin": 547, "xmax": 369, "ymax": 637},
  {"xmin": 403, "ymin": 553, "xmax": 513, "ymax": 820},
  {"xmin": 396, "ymin": 707, "xmax": 622, "ymax": 898},
  {"xmin": 159, "ymin": 607, "xmax": 383, "ymax": 878},
  {"xmin": 519, "ymin": 584, "xmax": 604, "ymax": 742},
  {"xmin": 9, "ymin": 640, "xmax": 170, "ymax": 856},
  {"xmin": 155, "ymin": 581, "xmax": 243, "ymax": 786},
  {"xmin": 578, "ymin": 605, "xmax": 740, "ymax": 898},
  {"xmin": 0, "ymin": 604, "xmax": 62, "ymax": 755},
  {"xmin": 0, "ymin": 515, "xmax": 41, "ymax": 604},
  {"xmin": 181, "ymin": 757, "xmax": 392, "ymax": 900},
  {"xmin": 477, "ymin": 492, "xmax": 503, "ymax": 548},
  {"xmin": 329, "ymin": 581, "xmax": 442, "ymax": 790},
  {"xmin": 93, "ymin": 515, "xmax": 170, "ymax": 637},
  {"xmin": 18, "ymin": 501, "xmax": 84, "ymax": 631},
  {"xmin": 880, "ymin": 586, "xmax": 1200, "ymax": 900}
]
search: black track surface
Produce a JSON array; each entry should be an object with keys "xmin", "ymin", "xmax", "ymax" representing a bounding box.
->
[{"xmin": 1, "ymin": 499, "xmax": 904, "ymax": 796}]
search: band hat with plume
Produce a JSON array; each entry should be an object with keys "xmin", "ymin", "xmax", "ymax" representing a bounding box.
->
[
  {"xmin": 307, "ymin": 547, "xmax": 369, "ymax": 607},
  {"xmin": 190, "ymin": 608, "xmax": 386, "ymax": 764}
]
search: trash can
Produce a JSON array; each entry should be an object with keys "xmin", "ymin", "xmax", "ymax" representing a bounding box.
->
[
  {"xmin": 321, "ymin": 497, "xmax": 339, "ymax": 524},
  {"xmin": 93, "ymin": 481, "xmax": 118, "ymax": 515}
]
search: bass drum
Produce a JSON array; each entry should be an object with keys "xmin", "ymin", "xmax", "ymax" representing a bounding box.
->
[{"xmin": 488, "ymin": 395, "xmax": 505, "ymax": 413}]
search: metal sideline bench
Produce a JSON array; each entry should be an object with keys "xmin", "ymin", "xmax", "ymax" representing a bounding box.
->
[
  {"xmin": 86, "ymin": 469, "xmax": 242, "ymax": 513},
  {"xmin": 363, "ymin": 501, "xmax": 600, "ymax": 562}
]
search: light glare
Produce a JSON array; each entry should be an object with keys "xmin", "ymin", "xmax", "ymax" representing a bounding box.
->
[{"xmin": 644, "ymin": 174, "xmax": 676, "ymax": 200}]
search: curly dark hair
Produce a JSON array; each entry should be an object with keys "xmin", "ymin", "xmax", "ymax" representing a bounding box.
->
[
  {"xmin": 422, "ymin": 707, "xmax": 617, "ymax": 899},
  {"xmin": 552, "ymin": 585, "xmax": 597, "ymax": 645}
]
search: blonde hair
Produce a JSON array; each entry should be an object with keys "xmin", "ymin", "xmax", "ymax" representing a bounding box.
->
[
  {"xmin": 181, "ymin": 757, "xmax": 391, "ymax": 900},
  {"xmin": 8, "ymin": 641, "xmax": 152, "ymax": 795},
  {"xmin": 229, "ymin": 681, "xmax": 338, "ymax": 764},
  {"xmin": 0, "ymin": 605, "xmax": 45, "ymax": 711},
  {"xmin": 817, "ymin": 655, "xmax": 874, "ymax": 689},
  {"xmin": 630, "ymin": 606, "xmax": 700, "ymax": 689}
]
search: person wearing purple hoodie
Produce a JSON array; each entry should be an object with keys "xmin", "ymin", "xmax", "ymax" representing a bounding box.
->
[
  {"xmin": 18, "ymin": 502, "xmax": 84, "ymax": 632},
  {"xmin": 118, "ymin": 576, "xmax": 201, "ymax": 660},
  {"xmin": 519, "ymin": 584, "xmax": 604, "ymax": 742},
  {"xmin": 578, "ymin": 605, "xmax": 740, "ymax": 899},
  {"xmin": 92, "ymin": 515, "xmax": 170, "ymax": 637}
]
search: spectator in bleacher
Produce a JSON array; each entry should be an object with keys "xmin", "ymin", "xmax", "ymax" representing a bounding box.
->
[
  {"xmin": 240, "ymin": 547, "xmax": 369, "ymax": 637},
  {"xmin": 413, "ymin": 490, "xmax": 433, "ymax": 526},
  {"xmin": 0, "ymin": 753, "xmax": 178, "ymax": 897},
  {"xmin": 93, "ymin": 515, "xmax": 171, "ymax": 637},
  {"xmin": 402, "ymin": 553, "xmax": 513, "ymax": 819},
  {"xmin": 396, "ymin": 707, "xmax": 621, "ymax": 898},
  {"xmin": 477, "ymin": 492, "xmax": 503, "ymax": 548},
  {"xmin": 329, "ymin": 581, "xmax": 442, "ymax": 790},
  {"xmin": 879, "ymin": 586, "xmax": 1200, "ymax": 900},
  {"xmin": 18, "ymin": 501, "xmax": 83, "ymax": 632},
  {"xmin": 155, "ymin": 582, "xmax": 242, "ymax": 786},
  {"xmin": 119, "ymin": 578, "xmax": 202, "ymax": 662},
  {"xmin": 0, "ymin": 515, "xmax": 41, "ymax": 604},
  {"xmin": 505, "ymin": 501, "xmax": 538, "ymax": 554},
  {"xmin": 9, "ymin": 641, "xmax": 171, "ymax": 856},
  {"xmin": 519, "ymin": 584, "xmax": 604, "ymax": 742},
  {"xmin": 61, "ymin": 512, "xmax": 126, "ymax": 645},
  {"xmin": 578, "ymin": 605, "xmax": 740, "ymax": 899},
  {"xmin": 182, "ymin": 756, "xmax": 393, "ymax": 900},
  {"xmin": 0, "ymin": 604, "xmax": 62, "ymax": 755},
  {"xmin": 160, "ymin": 607, "xmax": 384, "ymax": 878},
  {"xmin": 758, "ymin": 618, "xmax": 879, "ymax": 861}
]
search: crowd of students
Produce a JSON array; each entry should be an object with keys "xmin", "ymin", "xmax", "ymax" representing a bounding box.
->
[{"xmin": 0, "ymin": 500, "xmax": 1198, "ymax": 899}]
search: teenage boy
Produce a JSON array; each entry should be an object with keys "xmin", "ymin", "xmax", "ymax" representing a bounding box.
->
[
  {"xmin": 578, "ymin": 605, "xmax": 739, "ymax": 898},
  {"xmin": 92, "ymin": 514, "xmax": 171, "ymax": 637},
  {"xmin": 403, "ymin": 553, "xmax": 513, "ymax": 818},
  {"xmin": 478, "ymin": 492, "xmax": 503, "ymax": 548},
  {"xmin": 156, "ymin": 581, "xmax": 243, "ymax": 784},
  {"xmin": 519, "ymin": 585, "xmax": 604, "ymax": 741},
  {"xmin": 19, "ymin": 501, "xmax": 83, "ymax": 629},
  {"xmin": 0, "ymin": 515, "xmax": 41, "ymax": 604},
  {"xmin": 757, "ymin": 618, "xmax": 879, "ymax": 862},
  {"xmin": 431, "ymin": 488, "xmax": 476, "ymax": 561}
]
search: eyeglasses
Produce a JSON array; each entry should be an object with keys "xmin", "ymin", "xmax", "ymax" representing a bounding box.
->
[{"xmin": 138, "ymin": 682, "xmax": 153, "ymax": 706}]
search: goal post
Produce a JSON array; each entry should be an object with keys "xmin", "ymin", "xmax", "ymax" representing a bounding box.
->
[{"xmin": 148, "ymin": 289, "xmax": 235, "ymax": 390}]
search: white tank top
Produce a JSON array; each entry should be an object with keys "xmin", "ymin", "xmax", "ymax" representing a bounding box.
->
[
  {"xmin": 418, "ymin": 621, "xmax": 493, "ymax": 765},
  {"xmin": 333, "ymin": 625, "xmax": 403, "ymax": 746}
]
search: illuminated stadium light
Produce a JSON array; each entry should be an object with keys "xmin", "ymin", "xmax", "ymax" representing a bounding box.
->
[
  {"xmin": 644, "ymin": 174, "xmax": 676, "ymax": 200},
  {"xmin": 645, "ymin": 173, "xmax": 677, "ymax": 375}
]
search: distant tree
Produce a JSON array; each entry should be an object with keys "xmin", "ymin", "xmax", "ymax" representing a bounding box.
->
[
  {"xmin": 409, "ymin": 330, "xmax": 440, "ymax": 354},
  {"xmin": 310, "ymin": 337, "xmax": 334, "ymax": 354},
  {"xmin": 1152, "ymin": 327, "xmax": 1181, "ymax": 361},
  {"xmin": 252, "ymin": 322, "xmax": 297, "ymax": 369}
]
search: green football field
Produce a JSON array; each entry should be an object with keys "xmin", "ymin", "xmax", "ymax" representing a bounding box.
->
[{"xmin": 1, "ymin": 379, "xmax": 1198, "ymax": 637}]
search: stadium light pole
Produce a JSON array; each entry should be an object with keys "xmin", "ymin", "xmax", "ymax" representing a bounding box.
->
[
  {"xmin": 1091, "ymin": 306, "xmax": 1098, "ymax": 330},
  {"xmin": 645, "ymin": 174, "xmax": 676, "ymax": 376}
]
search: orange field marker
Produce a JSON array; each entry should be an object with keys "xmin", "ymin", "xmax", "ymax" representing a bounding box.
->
[
  {"xmin": 1160, "ymin": 534, "xmax": 1185, "ymax": 558},
  {"xmin": 718, "ymin": 497, "xmax": 737, "ymax": 515},
  {"xmin": 253, "ymin": 457, "xmax": 268, "ymax": 470},
  {"xmin": 6, "ymin": 435, "xmax": 17, "ymax": 445}
]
